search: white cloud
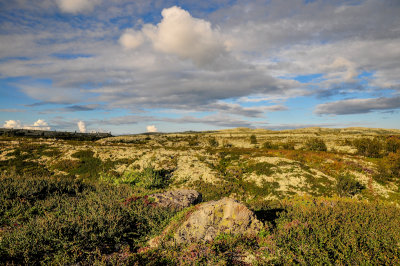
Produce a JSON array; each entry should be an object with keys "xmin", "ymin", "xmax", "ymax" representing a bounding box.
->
[
  {"xmin": 146, "ymin": 125, "xmax": 158, "ymax": 133},
  {"xmin": 33, "ymin": 119, "xmax": 48, "ymax": 127},
  {"xmin": 3, "ymin": 120, "xmax": 22, "ymax": 129},
  {"xmin": 56, "ymin": 0, "xmax": 101, "ymax": 13},
  {"xmin": 121, "ymin": 6, "xmax": 228, "ymax": 67},
  {"xmin": 77, "ymin": 121, "xmax": 86, "ymax": 133},
  {"xmin": 325, "ymin": 57, "xmax": 357, "ymax": 81},
  {"xmin": 3, "ymin": 119, "xmax": 51, "ymax": 130},
  {"xmin": 119, "ymin": 30, "xmax": 145, "ymax": 50}
]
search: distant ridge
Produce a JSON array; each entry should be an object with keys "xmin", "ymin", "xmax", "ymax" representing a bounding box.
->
[{"xmin": 0, "ymin": 128, "xmax": 112, "ymax": 141}]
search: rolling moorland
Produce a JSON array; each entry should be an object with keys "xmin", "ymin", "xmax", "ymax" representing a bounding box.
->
[{"xmin": 1, "ymin": 127, "xmax": 400, "ymax": 264}]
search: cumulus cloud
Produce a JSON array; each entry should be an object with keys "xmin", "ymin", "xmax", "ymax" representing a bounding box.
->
[
  {"xmin": 33, "ymin": 119, "xmax": 49, "ymax": 127},
  {"xmin": 56, "ymin": 0, "xmax": 101, "ymax": 13},
  {"xmin": 3, "ymin": 120, "xmax": 22, "ymax": 129},
  {"xmin": 315, "ymin": 96, "xmax": 400, "ymax": 115},
  {"xmin": 77, "ymin": 121, "xmax": 86, "ymax": 133},
  {"xmin": 119, "ymin": 30, "xmax": 145, "ymax": 50},
  {"xmin": 3, "ymin": 119, "xmax": 51, "ymax": 130},
  {"xmin": 120, "ymin": 6, "xmax": 228, "ymax": 67},
  {"xmin": 146, "ymin": 125, "xmax": 158, "ymax": 133}
]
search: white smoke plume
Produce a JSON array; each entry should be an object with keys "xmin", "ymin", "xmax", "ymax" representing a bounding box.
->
[{"xmin": 77, "ymin": 121, "xmax": 86, "ymax": 133}]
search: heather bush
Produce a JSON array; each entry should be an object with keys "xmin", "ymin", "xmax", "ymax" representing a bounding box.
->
[
  {"xmin": 124, "ymin": 197, "xmax": 400, "ymax": 265},
  {"xmin": 273, "ymin": 197, "xmax": 400, "ymax": 265},
  {"xmin": 0, "ymin": 175, "xmax": 177, "ymax": 265}
]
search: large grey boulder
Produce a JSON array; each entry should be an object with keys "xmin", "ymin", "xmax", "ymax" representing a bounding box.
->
[
  {"xmin": 173, "ymin": 197, "xmax": 262, "ymax": 245},
  {"xmin": 149, "ymin": 189, "xmax": 202, "ymax": 209}
]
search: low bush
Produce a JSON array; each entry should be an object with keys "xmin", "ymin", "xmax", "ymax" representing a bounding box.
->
[
  {"xmin": 273, "ymin": 197, "xmax": 400, "ymax": 265},
  {"xmin": 384, "ymin": 135, "xmax": 400, "ymax": 154},
  {"xmin": 336, "ymin": 173, "xmax": 365, "ymax": 197},
  {"xmin": 0, "ymin": 148, "xmax": 52, "ymax": 177},
  {"xmin": 262, "ymin": 141, "xmax": 279, "ymax": 149},
  {"xmin": 0, "ymin": 175, "xmax": 177, "ymax": 265},
  {"xmin": 250, "ymin": 134, "xmax": 257, "ymax": 144},
  {"xmin": 208, "ymin": 137, "xmax": 219, "ymax": 147},
  {"xmin": 374, "ymin": 151, "xmax": 400, "ymax": 183},
  {"xmin": 101, "ymin": 165, "xmax": 172, "ymax": 189},
  {"xmin": 51, "ymin": 150, "xmax": 102, "ymax": 180},
  {"xmin": 353, "ymin": 137, "xmax": 382, "ymax": 158},
  {"xmin": 281, "ymin": 141, "xmax": 296, "ymax": 150},
  {"xmin": 305, "ymin": 138, "xmax": 327, "ymax": 151},
  {"xmin": 124, "ymin": 197, "xmax": 400, "ymax": 265}
]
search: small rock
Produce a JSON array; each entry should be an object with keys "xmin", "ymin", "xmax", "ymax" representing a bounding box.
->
[
  {"xmin": 173, "ymin": 197, "xmax": 262, "ymax": 245},
  {"xmin": 149, "ymin": 189, "xmax": 202, "ymax": 209}
]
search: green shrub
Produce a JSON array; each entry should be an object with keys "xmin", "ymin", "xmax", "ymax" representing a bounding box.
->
[
  {"xmin": 208, "ymin": 137, "xmax": 219, "ymax": 147},
  {"xmin": 0, "ymin": 175, "xmax": 177, "ymax": 265},
  {"xmin": 353, "ymin": 137, "xmax": 382, "ymax": 158},
  {"xmin": 262, "ymin": 141, "xmax": 276, "ymax": 149},
  {"xmin": 0, "ymin": 145, "xmax": 53, "ymax": 177},
  {"xmin": 187, "ymin": 136, "xmax": 200, "ymax": 146},
  {"xmin": 101, "ymin": 166, "xmax": 172, "ymax": 190},
  {"xmin": 123, "ymin": 197, "xmax": 400, "ymax": 265},
  {"xmin": 250, "ymin": 134, "xmax": 257, "ymax": 144},
  {"xmin": 384, "ymin": 136, "xmax": 400, "ymax": 154},
  {"xmin": 281, "ymin": 141, "xmax": 296, "ymax": 150},
  {"xmin": 134, "ymin": 166, "xmax": 172, "ymax": 189},
  {"xmin": 336, "ymin": 174, "xmax": 365, "ymax": 197},
  {"xmin": 305, "ymin": 138, "xmax": 327, "ymax": 151},
  {"xmin": 273, "ymin": 197, "xmax": 400, "ymax": 265},
  {"xmin": 246, "ymin": 162, "xmax": 275, "ymax": 176},
  {"xmin": 374, "ymin": 151, "xmax": 400, "ymax": 183},
  {"xmin": 52, "ymin": 150, "xmax": 102, "ymax": 180}
]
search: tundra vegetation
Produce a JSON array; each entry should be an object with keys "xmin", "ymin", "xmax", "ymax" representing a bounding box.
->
[{"xmin": 1, "ymin": 127, "xmax": 400, "ymax": 264}]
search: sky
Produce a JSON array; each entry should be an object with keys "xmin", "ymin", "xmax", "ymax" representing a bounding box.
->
[{"xmin": 0, "ymin": 0, "xmax": 399, "ymax": 134}]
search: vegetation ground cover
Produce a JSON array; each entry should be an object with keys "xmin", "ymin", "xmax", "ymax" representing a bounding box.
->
[{"xmin": 1, "ymin": 127, "xmax": 399, "ymax": 264}]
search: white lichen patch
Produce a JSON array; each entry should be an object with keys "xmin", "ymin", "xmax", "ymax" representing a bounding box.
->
[
  {"xmin": 309, "ymin": 168, "xmax": 335, "ymax": 181},
  {"xmin": 173, "ymin": 152, "xmax": 218, "ymax": 184},
  {"xmin": 251, "ymin": 156, "xmax": 295, "ymax": 165},
  {"xmin": 93, "ymin": 145, "xmax": 145, "ymax": 161},
  {"xmin": 350, "ymin": 171, "xmax": 392, "ymax": 198},
  {"xmin": 244, "ymin": 155, "xmax": 335, "ymax": 197},
  {"xmin": 245, "ymin": 172, "xmax": 276, "ymax": 186}
]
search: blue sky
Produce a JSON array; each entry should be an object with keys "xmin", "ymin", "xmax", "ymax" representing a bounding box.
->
[{"xmin": 0, "ymin": 0, "xmax": 399, "ymax": 134}]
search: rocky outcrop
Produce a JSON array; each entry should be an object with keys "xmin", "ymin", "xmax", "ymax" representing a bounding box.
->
[
  {"xmin": 149, "ymin": 189, "xmax": 202, "ymax": 209},
  {"xmin": 173, "ymin": 197, "xmax": 262, "ymax": 245}
]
